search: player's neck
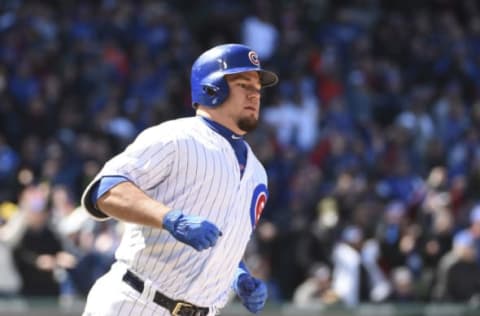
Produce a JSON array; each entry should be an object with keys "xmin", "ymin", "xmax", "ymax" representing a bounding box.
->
[{"xmin": 196, "ymin": 108, "xmax": 246, "ymax": 136}]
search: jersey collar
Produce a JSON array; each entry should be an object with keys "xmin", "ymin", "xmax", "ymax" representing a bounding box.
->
[{"xmin": 198, "ymin": 116, "xmax": 244, "ymax": 143}]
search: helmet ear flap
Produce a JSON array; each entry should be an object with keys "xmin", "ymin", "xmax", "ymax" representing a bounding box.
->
[
  {"xmin": 198, "ymin": 74, "xmax": 229, "ymax": 106},
  {"xmin": 203, "ymin": 85, "xmax": 219, "ymax": 96}
]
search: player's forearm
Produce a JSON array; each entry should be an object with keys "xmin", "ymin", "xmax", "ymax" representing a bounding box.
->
[{"xmin": 96, "ymin": 181, "xmax": 170, "ymax": 229}]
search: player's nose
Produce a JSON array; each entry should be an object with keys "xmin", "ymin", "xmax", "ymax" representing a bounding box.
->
[{"xmin": 248, "ymin": 88, "xmax": 261, "ymax": 100}]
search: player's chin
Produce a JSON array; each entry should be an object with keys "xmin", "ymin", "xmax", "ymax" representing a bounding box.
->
[{"xmin": 238, "ymin": 116, "xmax": 258, "ymax": 133}]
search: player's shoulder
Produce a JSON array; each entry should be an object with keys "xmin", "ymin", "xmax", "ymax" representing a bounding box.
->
[{"xmin": 138, "ymin": 117, "xmax": 204, "ymax": 140}]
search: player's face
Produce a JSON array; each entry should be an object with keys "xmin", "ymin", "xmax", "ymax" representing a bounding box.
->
[{"xmin": 222, "ymin": 71, "xmax": 262, "ymax": 133}]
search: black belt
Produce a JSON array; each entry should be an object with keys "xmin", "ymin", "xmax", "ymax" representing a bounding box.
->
[{"xmin": 122, "ymin": 269, "xmax": 209, "ymax": 316}]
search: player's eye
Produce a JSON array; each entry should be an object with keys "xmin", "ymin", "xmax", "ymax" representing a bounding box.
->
[{"xmin": 239, "ymin": 83, "xmax": 261, "ymax": 94}]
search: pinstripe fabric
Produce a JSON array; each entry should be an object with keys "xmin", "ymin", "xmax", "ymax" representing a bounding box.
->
[{"xmin": 81, "ymin": 116, "xmax": 268, "ymax": 314}]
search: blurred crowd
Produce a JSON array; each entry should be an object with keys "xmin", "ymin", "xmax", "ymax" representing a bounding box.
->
[{"xmin": 2, "ymin": 0, "xmax": 480, "ymax": 309}]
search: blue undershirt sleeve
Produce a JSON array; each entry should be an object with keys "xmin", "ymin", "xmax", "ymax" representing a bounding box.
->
[{"xmin": 90, "ymin": 175, "xmax": 130, "ymax": 206}]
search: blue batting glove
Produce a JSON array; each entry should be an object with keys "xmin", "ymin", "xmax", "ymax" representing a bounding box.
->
[
  {"xmin": 163, "ymin": 210, "xmax": 222, "ymax": 251},
  {"xmin": 233, "ymin": 274, "xmax": 268, "ymax": 314}
]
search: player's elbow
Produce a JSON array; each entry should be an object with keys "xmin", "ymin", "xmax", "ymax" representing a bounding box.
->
[{"xmin": 96, "ymin": 185, "xmax": 135, "ymax": 218}]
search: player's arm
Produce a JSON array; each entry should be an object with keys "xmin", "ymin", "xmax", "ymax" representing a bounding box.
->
[
  {"xmin": 94, "ymin": 179, "xmax": 170, "ymax": 229},
  {"xmin": 85, "ymin": 176, "xmax": 222, "ymax": 251},
  {"xmin": 233, "ymin": 261, "xmax": 268, "ymax": 314},
  {"xmin": 81, "ymin": 127, "xmax": 221, "ymax": 250}
]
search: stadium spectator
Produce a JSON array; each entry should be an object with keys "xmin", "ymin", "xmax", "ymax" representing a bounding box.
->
[
  {"xmin": 433, "ymin": 229, "xmax": 480, "ymax": 303},
  {"xmin": 293, "ymin": 262, "xmax": 338, "ymax": 307},
  {"xmin": 331, "ymin": 225, "xmax": 390, "ymax": 307},
  {"xmin": 12, "ymin": 185, "xmax": 74, "ymax": 297}
]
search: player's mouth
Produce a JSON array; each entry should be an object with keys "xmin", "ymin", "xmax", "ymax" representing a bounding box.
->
[{"xmin": 244, "ymin": 105, "xmax": 257, "ymax": 112}]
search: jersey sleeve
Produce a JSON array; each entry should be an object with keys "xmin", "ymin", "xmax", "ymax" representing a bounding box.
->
[
  {"xmin": 81, "ymin": 125, "xmax": 177, "ymax": 220},
  {"xmin": 102, "ymin": 127, "xmax": 176, "ymax": 188}
]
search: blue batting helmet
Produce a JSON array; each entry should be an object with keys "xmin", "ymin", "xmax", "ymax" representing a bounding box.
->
[{"xmin": 190, "ymin": 43, "xmax": 279, "ymax": 107}]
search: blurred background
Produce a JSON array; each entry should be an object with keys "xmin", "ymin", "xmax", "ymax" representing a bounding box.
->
[{"xmin": 1, "ymin": 0, "xmax": 480, "ymax": 315}]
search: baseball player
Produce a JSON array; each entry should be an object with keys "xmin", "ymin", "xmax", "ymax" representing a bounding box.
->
[{"xmin": 80, "ymin": 43, "xmax": 278, "ymax": 316}]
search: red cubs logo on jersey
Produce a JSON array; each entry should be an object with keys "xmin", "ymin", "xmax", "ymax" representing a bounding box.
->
[
  {"xmin": 248, "ymin": 51, "xmax": 260, "ymax": 66},
  {"xmin": 249, "ymin": 184, "xmax": 268, "ymax": 228}
]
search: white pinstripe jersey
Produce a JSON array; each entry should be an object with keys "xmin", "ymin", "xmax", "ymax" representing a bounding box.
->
[{"xmin": 82, "ymin": 116, "xmax": 268, "ymax": 309}]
